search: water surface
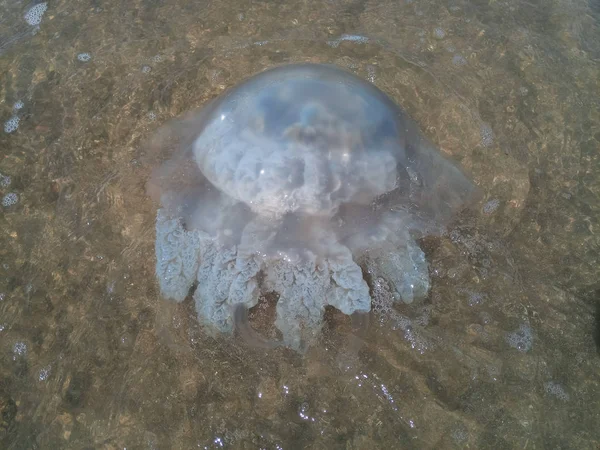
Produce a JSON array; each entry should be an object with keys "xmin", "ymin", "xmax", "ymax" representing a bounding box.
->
[{"xmin": 1, "ymin": 0, "xmax": 599, "ymax": 448}]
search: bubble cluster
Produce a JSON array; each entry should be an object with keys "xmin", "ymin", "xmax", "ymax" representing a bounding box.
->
[
  {"xmin": 4, "ymin": 116, "xmax": 20, "ymax": 133},
  {"xmin": 394, "ymin": 315, "xmax": 431, "ymax": 354},
  {"xmin": 297, "ymin": 402, "xmax": 316, "ymax": 422},
  {"xmin": 433, "ymin": 28, "xmax": 446, "ymax": 39},
  {"xmin": 350, "ymin": 371, "xmax": 399, "ymax": 412},
  {"xmin": 371, "ymin": 277, "xmax": 395, "ymax": 317},
  {"xmin": 12, "ymin": 341, "xmax": 27, "ymax": 359},
  {"xmin": 327, "ymin": 34, "xmax": 369, "ymax": 48},
  {"xmin": 2, "ymin": 193, "xmax": 18, "ymax": 207},
  {"xmin": 39, "ymin": 366, "xmax": 51, "ymax": 381},
  {"xmin": 467, "ymin": 291, "xmax": 485, "ymax": 306},
  {"xmin": 0, "ymin": 173, "xmax": 11, "ymax": 188},
  {"xmin": 480, "ymin": 123, "xmax": 494, "ymax": 147},
  {"xmin": 543, "ymin": 381, "xmax": 569, "ymax": 401},
  {"xmin": 414, "ymin": 305, "xmax": 432, "ymax": 326},
  {"xmin": 366, "ymin": 65, "xmax": 377, "ymax": 83},
  {"xmin": 24, "ymin": 3, "xmax": 48, "ymax": 26},
  {"xmin": 77, "ymin": 53, "xmax": 92, "ymax": 62},
  {"xmin": 483, "ymin": 198, "xmax": 500, "ymax": 214},
  {"xmin": 506, "ymin": 323, "xmax": 533, "ymax": 352},
  {"xmin": 13, "ymin": 101, "xmax": 24, "ymax": 112},
  {"xmin": 479, "ymin": 311, "xmax": 492, "ymax": 324},
  {"xmin": 451, "ymin": 424, "xmax": 469, "ymax": 443},
  {"xmin": 452, "ymin": 54, "xmax": 467, "ymax": 66},
  {"xmin": 147, "ymin": 111, "xmax": 157, "ymax": 122},
  {"xmin": 141, "ymin": 65, "xmax": 152, "ymax": 74}
]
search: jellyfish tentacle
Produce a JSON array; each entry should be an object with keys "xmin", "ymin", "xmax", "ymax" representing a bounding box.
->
[
  {"xmin": 262, "ymin": 226, "xmax": 371, "ymax": 351},
  {"xmin": 195, "ymin": 214, "xmax": 280, "ymax": 339},
  {"xmin": 367, "ymin": 212, "xmax": 431, "ymax": 304},
  {"xmin": 310, "ymin": 224, "xmax": 371, "ymax": 315},
  {"xmin": 364, "ymin": 243, "xmax": 430, "ymax": 304},
  {"xmin": 155, "ymin": 208, "xmax": 203, "ymax": 302},
  {"xmin": 194, "ymin": 242, "xmax": 238, "ymax": 332},
  {"xmin": 266, "ymin": 253, "xmax": 330, "ymax": 352},
  {"xmin": 230, "ymin": 214, "xmax": 281, "ymax": 312},
  {"xmin": 194, "ymin": 240, "xmax": 266, "ymax": 334}
]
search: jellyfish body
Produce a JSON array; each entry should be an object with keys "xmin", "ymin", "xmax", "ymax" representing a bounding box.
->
[{"xmin": 150, "ymin": 63, "xmax": 477, "ymax": 351}]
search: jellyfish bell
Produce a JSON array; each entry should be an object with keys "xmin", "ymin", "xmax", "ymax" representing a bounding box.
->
[
  {"xmin": 148, "ymin": 63, "xmax": 478, "ymax": 352},
  {"xmin": 192, "ymin": 68, "xmax": 400, "ymax": 219}
]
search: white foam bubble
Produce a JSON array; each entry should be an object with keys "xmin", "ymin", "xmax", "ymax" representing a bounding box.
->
[
  {"xmin": 39, "ymin": 366, "xmax": 51, "ymax": 381},
  {"xmin": 4, "ymin": 116, "xmax": 20, "ymax": 133},
  {"xmin": 367, "ymin": 65, "xmax": 377, "ymax": 83},
  {"xmin": 467, "ymin": 292, "xmax": 485, "ymax": 306},
  {"xmin": 77, "ymin": 53, "xmax": 91, "ymax": 62},
  {"xmin": 0, "ymin": 173, "xmax": 11, "ymax": 187},
  {"xmin": 483, "ymin": 198, "xmax": 500, "ymax": 214},
  {"xmin": 544, "ymin": 381, "xmax": 569, "ymax": 401},
  {"xmin": 433, "ymin": 28, "xmax": 446, "ymax": 39},
  {"xmin": 452, "ymin": 54, "xmax": 467, "ymax": 66},
  {"xmin": 12, "ymin": 341, "xmax": 27, "ymax": 359},
  {"xmin": 480, "ymin": 123, "xmax": 494, "ymax": 147},
  {"xmin": 24, "ymin": 3, "xmax": 48, "ymax": 26},
  {"xmin": 2, "ymin": 193, "xmax": 18, "ymax": 207},
  {"xmin": 506, "ymin": 323, "xmax": 533, "ymax": 352},
  {"xmin": 327, "ymin": 34, "xmax": 370, "ymax": 48}
]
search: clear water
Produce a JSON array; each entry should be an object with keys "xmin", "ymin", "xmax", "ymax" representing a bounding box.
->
[{"xmin": 1, "ymin": 0, "xmax": 599, "ymax": 448}]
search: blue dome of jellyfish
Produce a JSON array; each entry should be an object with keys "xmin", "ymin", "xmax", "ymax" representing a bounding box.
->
[{"xmin": 148, "ymin": 63, "xmax": 478, "ymax": 351}]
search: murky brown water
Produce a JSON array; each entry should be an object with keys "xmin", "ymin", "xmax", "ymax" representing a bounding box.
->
[{"xmin": 1, "ymin": 0, "xmax": 599, "ymax": 448}]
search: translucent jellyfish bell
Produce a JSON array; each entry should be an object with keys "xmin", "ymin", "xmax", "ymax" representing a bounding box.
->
[
  {"xmin": 148, "ymin": 63, "xmax": 478, "ymax": 351},
  {"xmin": 193, "ymin": 68, "xmax": 401, "ymax": 219}
]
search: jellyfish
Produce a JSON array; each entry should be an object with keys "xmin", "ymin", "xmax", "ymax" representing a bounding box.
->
[{"xmin": 148, "ymin": 63, "xmax": 478, "ymax": 351}]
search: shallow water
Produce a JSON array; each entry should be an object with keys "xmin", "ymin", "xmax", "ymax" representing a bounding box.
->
[{"xmin": 1, "ymin": 0, "xmax": 599, "ymax": 448}]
